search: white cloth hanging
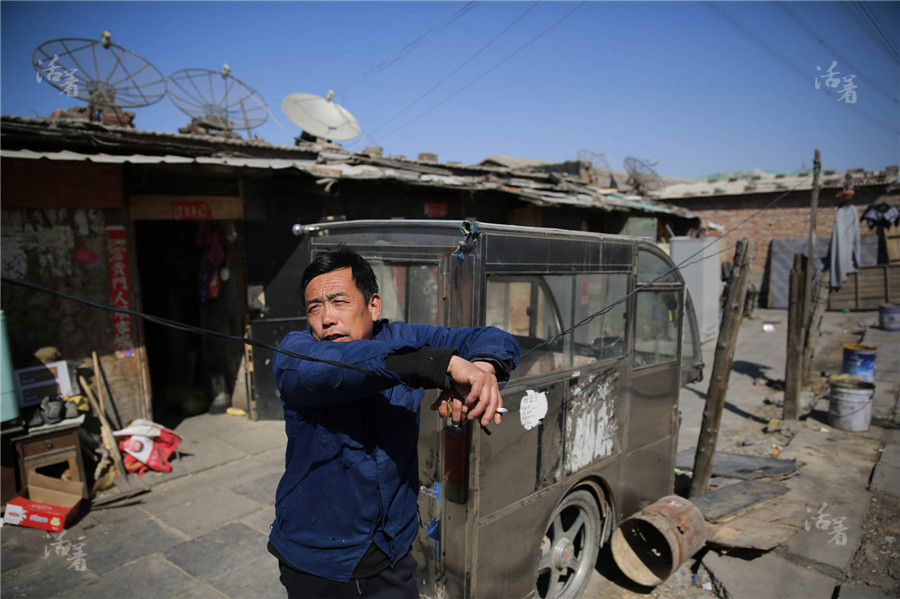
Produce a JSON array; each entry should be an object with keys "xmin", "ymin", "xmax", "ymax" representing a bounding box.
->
[{"xmin": 829, "ymin": 205, "xmax": 861, "ymax": 289}]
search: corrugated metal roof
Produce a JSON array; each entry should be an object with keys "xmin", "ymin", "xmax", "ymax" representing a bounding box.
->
[
  {"xmin": 655, "ymin": 167, "xmax": 898, "ymax": 199},
  {"xmin": 0, "ymin": 147, "xmax": 699, "ymax": 220}
]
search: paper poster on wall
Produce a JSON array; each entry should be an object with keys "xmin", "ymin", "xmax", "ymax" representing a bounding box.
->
[{"xmin": 106, "ymin": 226, "xmax": 134, "ymax": 356}]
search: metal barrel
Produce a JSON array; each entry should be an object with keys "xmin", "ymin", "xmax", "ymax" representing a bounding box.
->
[
  {"xmin": 828, "ymin": 379, "xmax": 876, "ymax": 432},
  {"xmin": 610, "ymin": 495, "xmax": 706, "ymax": 587},
  {"xmin": 879, "ymin": 304, "xmax": 900, "ymax": 331},
  {"xmin": 842, "ymin": 343, "xmax": 876, "ymax": 383}
]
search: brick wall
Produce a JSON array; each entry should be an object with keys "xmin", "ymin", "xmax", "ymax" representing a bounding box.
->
[{"xmin": 667, "ymin": 186, "xmax": 883, "ymax": 281}]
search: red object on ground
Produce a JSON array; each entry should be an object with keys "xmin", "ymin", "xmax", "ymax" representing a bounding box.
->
[{"xmin": 114, "ymin": 419, "xmax": 183, "ymax": 475}]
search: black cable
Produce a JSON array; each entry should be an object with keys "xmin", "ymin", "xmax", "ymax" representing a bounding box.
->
[
  {"xmin": 854, "ymin": 1, "xmax": 900, "ymax": 65},
  {"xmin": 334, "ymin": 2, "xmax": 479, "ymax": 95},
  {"xmin": 370, "ymin": 2, "xmax": 587, "ymax": 145},
  {"xmin": 707, "ymin": 1, "xmax": 899, "ymax": 136},
  {"xmin": 776, "ymin": 3, "xmax": 899, "ymax": 106},
  {"xmin": 2, "ymin": 172, "xmax": 807, "ymax": 372},
  {"xmin": 0, "ymin": 275, "xmax": 378, "ymax": 378},
  {"xmin": 351, "ymin": 2, "xmax": 541, "ymax": 148},
  {"xmin": 519, "ymin": 174, "xmax": 811, "ymax": 359}
]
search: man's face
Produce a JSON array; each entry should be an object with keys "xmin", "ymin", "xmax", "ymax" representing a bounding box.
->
[{"xmin": 304, "ymin": 267, "xmax": 381, "ymax": 342}]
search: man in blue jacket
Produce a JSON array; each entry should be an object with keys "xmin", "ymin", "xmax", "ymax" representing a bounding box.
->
[{"xmin": 268, "ymin": 249, "xmax": 520, "ymax": 598}]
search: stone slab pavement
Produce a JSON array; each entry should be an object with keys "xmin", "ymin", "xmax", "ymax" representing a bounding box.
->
[
  {"xmin": 1, "ymin": 309, "xmax": 897, "ymax": 599},
  {"xmin": 691, "ymin": 310, "xmax": 900, "ymax": 599},
  {"xmin": 1, "ymin": 413, "xmax": 288, "ymax": 599}
]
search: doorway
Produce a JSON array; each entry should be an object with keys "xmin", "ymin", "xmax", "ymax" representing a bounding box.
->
[{"xmin": 134, "ymin": 220, "xmax": 244, "ymax": 423}]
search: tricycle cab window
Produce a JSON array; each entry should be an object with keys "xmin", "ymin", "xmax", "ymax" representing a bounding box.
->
[
  {"xmin": 485, "ymin": 272, "xmax": 628, "ymax": 380},
  {"xmin": 368, "ymin": 261, "xmax": 440, "ymax": 325}
]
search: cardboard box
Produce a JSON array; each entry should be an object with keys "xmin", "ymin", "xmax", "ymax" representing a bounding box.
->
[{"xmin": 2, "ymin": 473, "xmax": 83, "ymax": 532}]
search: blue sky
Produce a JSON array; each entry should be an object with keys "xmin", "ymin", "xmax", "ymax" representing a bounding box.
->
[{"xmin": 2, "ymin": 1, "xmax": 898, "ymax": 178}]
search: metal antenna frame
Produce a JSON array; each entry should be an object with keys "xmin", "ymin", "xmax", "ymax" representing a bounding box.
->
[
  {"xmin": 624, "ymin": 156, "xmax": 663, "ymax": 195},
  {"xmin": 166, "ymin": 66, "xmax": 269, "ymax": 133},
  {"xmin": 32, "ymin": 32, "xmax": 166, "ymax": 120}
]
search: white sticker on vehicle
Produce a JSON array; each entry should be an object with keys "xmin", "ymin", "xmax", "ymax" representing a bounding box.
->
[
  {"xmin": 520, "ymin": 390, "xmax": 549, "ymax": 430},
  {"xmin": 565, "ymin": 369, "xmax": 619, "ymax": 473}
]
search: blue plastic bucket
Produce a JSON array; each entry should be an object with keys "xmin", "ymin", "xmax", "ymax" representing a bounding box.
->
[
  {"xmin": 843, "ymin": 344, "xmax": 876, "ymax": 382},
  {"xmin": 880, "ymin": 304, "xmax": 900, "ymax": 331}
]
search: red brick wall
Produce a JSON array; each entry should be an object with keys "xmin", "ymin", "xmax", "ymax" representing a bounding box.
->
[{"xmin": 667, "ymin": 187, "xmax": 882, "ymax": 277}]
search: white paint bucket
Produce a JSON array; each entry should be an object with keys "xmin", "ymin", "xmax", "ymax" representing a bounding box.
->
[{"xmin": 828, "ymin": 379, "xmax": 876, "ymax": 432}]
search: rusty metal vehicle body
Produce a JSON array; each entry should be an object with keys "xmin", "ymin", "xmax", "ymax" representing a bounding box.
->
[{"xmin": 291, "ymin": 219, "xmax": 704, "ymax": 599}]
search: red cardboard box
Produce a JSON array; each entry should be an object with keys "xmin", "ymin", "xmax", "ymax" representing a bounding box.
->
[{"xmin": 2, "ymin": 473, "xmax": 83, "ymax": 532}]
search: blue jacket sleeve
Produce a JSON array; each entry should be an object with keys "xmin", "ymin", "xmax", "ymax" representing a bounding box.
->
[
  {"xmin": 272, "ymin": 329, "xmax": 422, "ymax": 409},
  {"xmin": 386, "ymin": 322, "xmax": 521, "ymax": 385},
  {"xmin": 273, "ymin": 322, "xmax": 521, "ymax": 411}
]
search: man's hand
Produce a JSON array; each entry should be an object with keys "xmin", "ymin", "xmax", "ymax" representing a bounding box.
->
[{"xmin": 430, "ymin": 357, "xmax": 503, "ymax": 426}]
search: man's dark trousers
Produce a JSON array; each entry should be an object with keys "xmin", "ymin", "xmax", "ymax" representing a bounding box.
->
[{"xmin": 277, "ymin": 553, "xmax": 418, "ymax": 599}]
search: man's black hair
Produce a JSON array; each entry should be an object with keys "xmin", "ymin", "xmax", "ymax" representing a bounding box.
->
[{"xmin": 301, "ymin": 248, "xmax": 379, "ymax": 305}]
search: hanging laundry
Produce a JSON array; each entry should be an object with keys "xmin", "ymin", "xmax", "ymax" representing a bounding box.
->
[
  {"xmin": 829, "ymin": 204, "xmax": 861, "ymax": 289},
  {"xmin": 861, "ymin": 202, "xmax": 900, "ymax": 229},
  {"xmin": 195, "ymin": 225, "xmax": 227, "ymax": 301}
]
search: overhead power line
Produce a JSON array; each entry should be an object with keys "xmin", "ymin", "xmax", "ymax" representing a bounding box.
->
[
  {"xmin": 349, "ymin": 1, "xmax": 541, "ymax": 150},
  {"xmin": 776, "ymin": 3, "xmax": 898, "ymax": 106},
  {"xmin": 846, "ymin": 1, "xmax": 900, "ymax": 65},
  {"xmin": 334, "ymin": 2, "xmax": 479, "ymax": 95},
  {"xmin": 368, "ymin": 2, "xmax": 587, "ymax": 146},
  {"xmin": 706, "ymin": 1, "xmax": 899, "ymax": 136}
]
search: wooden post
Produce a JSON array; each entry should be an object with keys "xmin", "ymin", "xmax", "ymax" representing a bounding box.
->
[
  {"xmin": 689, "ymin": 239, "xmax": 756, "ymax": 498},
  {"xmin": 803, "ymin": 149, "xmax": 821, "ymax": 333},
  {"xmin": 802, "ymin": 271, "xmax": 831, "ymax": 383},
  {"xmin": 784, "ymin": 254, "xmax": 805, "ymax": 420}
]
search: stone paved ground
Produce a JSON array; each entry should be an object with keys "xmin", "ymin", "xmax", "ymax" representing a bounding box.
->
[
  {"xmin": 1, "ymin": 415, "xmax": 286, "ymax": 599},
  {"xmin": 2, "ymin": 309, "xmax": 897, "ymax": 599}
]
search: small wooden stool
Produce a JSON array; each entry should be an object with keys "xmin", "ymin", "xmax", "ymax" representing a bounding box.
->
[{"xmin": 11, "ymin": 416, "xmax": 88, "ymax": 499}]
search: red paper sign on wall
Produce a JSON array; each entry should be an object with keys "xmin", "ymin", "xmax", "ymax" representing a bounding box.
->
[{"xmin": 106, "ymin": 226, "xmax": 133, "ymax": 355}]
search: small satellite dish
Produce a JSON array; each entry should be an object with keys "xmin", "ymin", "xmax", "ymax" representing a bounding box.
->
[
  {"xmin": 32, "ymin": 31, "xmax": 165, "ymax": 116},
  {"xmin": 624, "ymin": 156, "xmax": 663, "ymax": 196},
  {"xmin": 167, "ymin": 65, "xmax": 269, "ymax": 134},
  {"xmin": 282, "ymin": 91, "xmax": 361, "ymax": 141}
]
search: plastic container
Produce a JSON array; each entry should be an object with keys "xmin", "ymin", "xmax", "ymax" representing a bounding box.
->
[
  {"xmin": 879, "ymin": 304, "xmax": 900, "ymax": 331},
  {"xmin": 611, "ymin": 495, "xmax": 706, "ymax": 587},
  {"xmin": 0, "ymin": 311, "xmax": 20, "ymax": 423},
  {"xmin": 842, "ymin": 344, "xmax": 876, "ymax": 383},
  {"xmin": 828, "ymin": 379, "xmax": 876, "ymax": 432}
]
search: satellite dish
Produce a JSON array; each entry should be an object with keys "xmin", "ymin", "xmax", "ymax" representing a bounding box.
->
[
  {"xmin": 624, "ymin": 156, "xmax": 663, "ymax": 196},
  {"xmin": 167, "ymin": 65, "xmax": 269, "ymax": 134},
  {"xmin": 282, "ymin": 91, "xmax": 361, "ymax": 141},
  {"xmin": 578, "ymin": 149, "xmax": 618, "ymax": 188},
  {"xmin": 31, "ymin": 30, "xmax": 165, "ymax": 121}
]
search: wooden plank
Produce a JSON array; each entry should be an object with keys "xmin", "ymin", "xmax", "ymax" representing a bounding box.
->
[
  {"xmin": 705, "ymin": 494, "xmax": 806, "ymax": 550},
  {"xmin": 691, "ymin": 480, "xmax": 789, "ymax": 523},
  {"xmin": 80, "ymin": 375, "xmax": 126, "ymax": 480},
  {"xmin": 784, "ymin": 254, "xmax": 804, "ymax": 419},
  {"xmin": 129, "ymin": 195, "xmax": 243, "ymax": 220},
  {"xmin": 689, "ymin": 239, "xmax": 757, "ymax": 498},
  {"xmin": 678, "ymin": 448, "xmax": 798, "ymax": 481}
]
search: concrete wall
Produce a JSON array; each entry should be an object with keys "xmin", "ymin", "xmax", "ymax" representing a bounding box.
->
[{"xmin": 0, "ymin": 207, "xmax": 148, "ymax": 425}]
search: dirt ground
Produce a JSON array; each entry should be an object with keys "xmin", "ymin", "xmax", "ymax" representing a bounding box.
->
[{"xmin": 847, "ymin": 492, "xmax": 900, "ymax": 596}]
